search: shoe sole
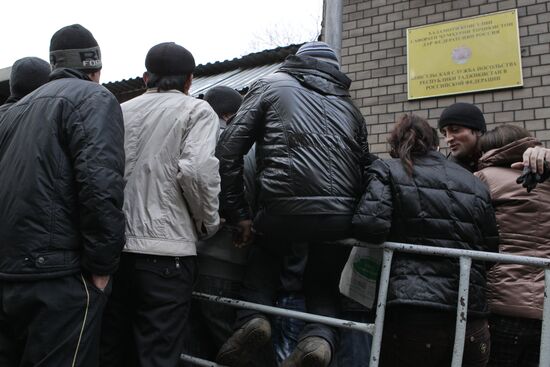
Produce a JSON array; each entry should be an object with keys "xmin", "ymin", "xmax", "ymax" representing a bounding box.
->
[
  {"xmin": 216, "ymin": 327, "xmax": 270, "ymax": 367},
  {"xmin": 300, "ymin": 350, "xmax": 331, "ymax": 367}
]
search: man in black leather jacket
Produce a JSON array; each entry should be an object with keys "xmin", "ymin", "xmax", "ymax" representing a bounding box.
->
[
  {"xmin": 216, "ymin": 41, "xmax": 373, "ymax": 367},
  {"xmin": 0, "ymin": 24, "xmax": 125, "ymax": 367}
]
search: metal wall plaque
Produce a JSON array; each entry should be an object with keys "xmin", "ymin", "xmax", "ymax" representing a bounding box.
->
[{"xmin": 407, "ymin": 10, "xmax": 523, "ymax": 100}]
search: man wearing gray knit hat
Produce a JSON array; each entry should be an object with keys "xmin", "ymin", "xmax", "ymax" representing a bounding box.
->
[
  {"xmin": 0, "ymin": 24, "xmax": 125, "ymax": 367},
  {"xmin": 216, "ymin": 41, "xmax": 374, "ymax": 367},
  {"xmin": 295, "ymin": 41, "xmax": 340, "ymax": 69}
]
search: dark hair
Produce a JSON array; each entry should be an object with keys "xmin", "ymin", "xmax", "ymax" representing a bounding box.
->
[
  {"xmin": 480, "ymin": 124, "xmax": 531, "ymax": 153},
  {"xmin": 388, "ymin": 114, "xmax": 436, "ymax": 176},
  {"xmin": 145, "ymin": 72, "xmax": 189, "ymax": 93}
]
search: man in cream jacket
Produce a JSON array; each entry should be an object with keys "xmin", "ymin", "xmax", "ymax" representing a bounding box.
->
[{"xmin": 100, "ymin": 42, "xmax": 220, "ymax": 367}]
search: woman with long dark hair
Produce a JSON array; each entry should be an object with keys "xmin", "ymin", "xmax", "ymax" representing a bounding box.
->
[{"xmin": 353, "ymin": 114, "xmax": 499, "ymax": 367}]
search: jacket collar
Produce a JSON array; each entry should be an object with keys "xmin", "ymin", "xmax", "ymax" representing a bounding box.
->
[
  {"xmin": 49, "ymin": 68, "xmax": 92, "ymax": 82},
  {"xmin": 278, "ymin": 55, "xmax": 351, "ymax": 96},
  {"xmin": 478, "ymin": 137, "xmax": 540, "ymax": 170}
]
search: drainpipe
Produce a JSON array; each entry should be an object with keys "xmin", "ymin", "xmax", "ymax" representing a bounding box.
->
[{"xmin": 323, "ymin": 0, "xmax": 343, "ymax": 62}]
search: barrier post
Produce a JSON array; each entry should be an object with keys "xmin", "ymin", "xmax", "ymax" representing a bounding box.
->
[
  {"xmin": 451, "ymin": 256, "xmax": 471, "ymax": 367},
  {"xmin": 369, "ymin": 248, "xmax": 394, "ymax": 367},
  {"xmin": 540, "ymin": 269, "xmax": 550, "ymax": 366}
]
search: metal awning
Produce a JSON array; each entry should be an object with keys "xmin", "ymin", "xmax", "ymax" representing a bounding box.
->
[{"xmin": 190, "ymin": 63, "xmax": 282, "ymax": 96}]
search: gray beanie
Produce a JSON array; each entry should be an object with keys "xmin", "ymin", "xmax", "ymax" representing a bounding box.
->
[{"xmin": 296, "ymin": 41, "xmax": 340, "ymax": 69}]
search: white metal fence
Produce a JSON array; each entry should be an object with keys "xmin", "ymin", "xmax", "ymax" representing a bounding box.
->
[{"xmin": 181, "ymin": 240, "xmax": 550, "ymax": 367}]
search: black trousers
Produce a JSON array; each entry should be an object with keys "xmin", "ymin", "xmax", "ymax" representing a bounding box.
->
[
  {"xmin": 488, "ymin": 314, "xmax": 541, "ymax": 367},
  {"xmin": 100, "ymin": 252, "xmax": 196, "ymax": 367},
  {"xmin": 0, "ymin": 273, "xmax": 109, "ymax": 367},
  {"xmin": 380, "ymin": 306, "xmax": 491, "ymax": 367}
]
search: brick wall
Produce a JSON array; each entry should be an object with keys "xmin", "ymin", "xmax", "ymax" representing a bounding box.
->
[{"xmin": 340, "ymin": 0, "xmax": 550, "ymax": 156}]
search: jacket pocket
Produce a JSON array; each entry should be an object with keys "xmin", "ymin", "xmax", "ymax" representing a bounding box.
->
[{"xmin": 34, "ymin": 250, "xmax": 80, "ymax": 268}]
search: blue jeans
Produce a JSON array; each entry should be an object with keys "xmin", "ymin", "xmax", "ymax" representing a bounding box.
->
[
  {"xmin": 272, "ymin": 292, "xmax": 306, "ymax": 364},
  {"xmin": 335, "ymin": 310, "xmax": 373, "ymax": 367}
]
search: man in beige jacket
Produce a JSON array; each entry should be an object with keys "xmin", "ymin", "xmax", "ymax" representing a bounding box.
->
[{"xmin": 100, "ymin": 42, "xmax": 221, "ymax": 367}]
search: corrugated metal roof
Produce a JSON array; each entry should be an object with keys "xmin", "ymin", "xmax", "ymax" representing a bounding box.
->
[
  {"xmin": 104, "ymin": 44, "xmax": 301, "ymax": 103},
  {"xmin": 0, "ymin": 67, "xmax": 10, "ymax": 82},
  {"xmin": 190, "ymin": 63, "xmax": 282, "ymax": 96}
]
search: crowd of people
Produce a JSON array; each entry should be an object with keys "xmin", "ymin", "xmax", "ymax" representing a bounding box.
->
[{"xmin": 0, "ymin": 23, "xmax": 549, "ymax": 367}]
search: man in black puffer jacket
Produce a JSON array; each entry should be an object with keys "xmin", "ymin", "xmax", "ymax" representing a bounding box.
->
[
  {"xmin": 216, "ymin": 42, "xmax": 373, "ymax": 367},
  {"xmin": 0, "ymin": 24, "xmax": 125, "ymax": 367}
]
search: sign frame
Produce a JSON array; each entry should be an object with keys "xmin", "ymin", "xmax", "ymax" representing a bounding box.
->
[{"xmin": 406, "ymin": 10, "xmax": 523, "ymax": 100}]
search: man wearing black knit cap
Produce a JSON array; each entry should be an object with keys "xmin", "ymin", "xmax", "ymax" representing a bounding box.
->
[
  {"xmin": 0, "ymin": 24, "xmax": 125, "ymax": 367},
  {"xmin": 216, "ymin": 41, "xmax": 373, "ymax": 367},
  {"xmin": 100, "ymin": 42, "xmax": 220, "ymax": 367},
  {"xmin": 438, "ymin": 102, "xmax": 487, "ymax": 172},
  {"xmin": 0, "ymin": 56, "xmax": 51, "ymax": 118}
]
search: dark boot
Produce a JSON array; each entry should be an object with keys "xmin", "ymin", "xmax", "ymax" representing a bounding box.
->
[
  {"xmin": 216, "ymin": 317, "xmax": 272, "ymax": 367},
  {"xmin": 281, "ymin": 336, "xmax": 332, "ymax": 367}
]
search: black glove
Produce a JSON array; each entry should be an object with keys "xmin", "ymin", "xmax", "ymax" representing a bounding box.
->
[{"xmin": 516, "ymin": 162, "xmax": 550, "ymax": 193}]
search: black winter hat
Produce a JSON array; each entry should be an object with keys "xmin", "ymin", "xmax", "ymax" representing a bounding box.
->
[
  {"xmin": 9, "ymin": 57, "xmax": 51, "ymax": 99},
  {"xmin": 145, "ymin": 42, "xmax": 195, "ymax": 76},
  {"xmin": 49, "ymin": 24, "xmax": 102, "ymax": 71},
  {"xmin": 438, "ymin": 102, "xmax": 486, "ymax": 133},
  {"xmin": 203, "ymin": 86, "xmax": 243, "ymax": 117}
]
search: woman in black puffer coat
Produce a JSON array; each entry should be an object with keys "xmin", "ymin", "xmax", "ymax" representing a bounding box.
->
[{"xmin": 353, "ymin": 114, "xmax": 499, "ymax": 367}]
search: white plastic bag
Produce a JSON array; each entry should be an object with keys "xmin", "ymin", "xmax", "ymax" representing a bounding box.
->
[{"xmin": 339, "ymin": 245, "xmax": 383, "ymax": 309}]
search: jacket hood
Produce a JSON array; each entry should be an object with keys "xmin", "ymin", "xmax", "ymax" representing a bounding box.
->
[
  {"xmin": 49, "ymin": 67, "xmax": 92, "ymax": 82},
  {"xmin": 278, "ymin": 55, "xmax": 351, "ymax": 96},
  {"xmin": 478, "ymin": 137, "xmax": 540, "ymax": 170}
]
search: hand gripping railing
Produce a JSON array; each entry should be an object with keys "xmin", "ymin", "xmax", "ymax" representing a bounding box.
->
[{"xmin": 181, "ymin": 240, "xmax": 550, "ymax": 367}]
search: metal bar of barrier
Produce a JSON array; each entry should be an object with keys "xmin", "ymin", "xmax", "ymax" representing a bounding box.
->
[
  {"xmin": 183, "ymin": 241, "xmax": 550, "ymax": 367},
  {"xmin": 540, "ymin": 269, "xmax": 550, "ymax": 367},
  {"xmin": 347, "ymin": 241, "xmax": 550, "ymax": 268},
  {"xmin": 369, "ymin": 248, "xmax": 394, "ymax": 367},
  {"xmin": 193, "ymin": 292, "xmax": 374, "ymax": 335},
  {"xmin": 180, "ymin": 353, "xmax": 225, "ymax": 366},
  {"xmin": 451, "ymin": 257, "xmax": 471, "ymax": 367}
]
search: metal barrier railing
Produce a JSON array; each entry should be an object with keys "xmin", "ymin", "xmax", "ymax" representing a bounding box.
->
[{"xmin": 181, "ymin": 240, "xmax": 550, "ymax": 367}]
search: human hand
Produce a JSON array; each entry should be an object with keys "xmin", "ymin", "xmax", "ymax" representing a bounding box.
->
[
  {"xmin": 91, "ymin": 274, "xmax": 110, "ymax": 291},
  {"xmin": 233, "ymin": 219, "xmax": 253, "ymax": 248},
  {"xmin": 511, "ymin": 146, "xmax": 550, "ymax": 174}
]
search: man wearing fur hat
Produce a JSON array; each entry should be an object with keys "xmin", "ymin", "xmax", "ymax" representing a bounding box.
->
[
  {"xmin": 216, "ymin": 41, "xmax": 373, "ymax": 367},
  {"xmin": 100, "ymin": 42, "xmax": 221, "ymax": 367},
  {"xmin": 0, "ymin": 24, "xmax": 125, "ymax": 367}
]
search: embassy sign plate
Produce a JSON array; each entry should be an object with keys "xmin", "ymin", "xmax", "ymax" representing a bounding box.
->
[{"xmin": 407, "ymin": 10, "xmax": 523, "ymax": 100}]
